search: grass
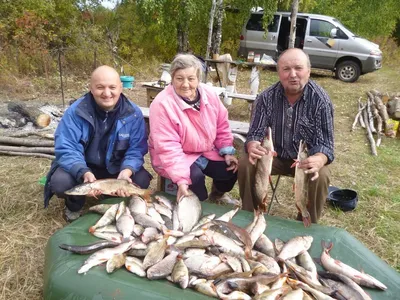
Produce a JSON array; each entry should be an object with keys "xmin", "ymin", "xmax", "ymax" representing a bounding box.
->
[{"xmin": 0, "ymin": 61, "xmax": 399, "ymax": 299}]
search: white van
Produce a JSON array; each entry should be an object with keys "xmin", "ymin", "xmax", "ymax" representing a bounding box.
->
[{"xmin": 238, "ymin": 11, "xmax": 383, "ymax": 82}]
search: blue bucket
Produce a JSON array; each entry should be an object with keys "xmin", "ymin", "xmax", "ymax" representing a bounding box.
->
[{"xmin": 120, "ymin": 76, "xmax": 135, "ymax": 88}]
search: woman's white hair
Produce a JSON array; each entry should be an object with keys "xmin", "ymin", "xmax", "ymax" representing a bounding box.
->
[{"xmin": 170, "ymin": 53, "xmax": 203, "ymax": 80}]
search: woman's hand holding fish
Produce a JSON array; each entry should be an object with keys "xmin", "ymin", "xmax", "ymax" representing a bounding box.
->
[
  {"xmin": 247, "ymin": 141, "xmax": 268, "ymax": 165},
  {"xmin": 300, "ymin": 153, "xmax": 327, "ymax": 181},
  {"xmin": 224, "ymin": 154, "xmax": 238, "ymax": 173},
  {"xmin": 177, "ymin": 183, "xmax": 189, "ymax": 202}
]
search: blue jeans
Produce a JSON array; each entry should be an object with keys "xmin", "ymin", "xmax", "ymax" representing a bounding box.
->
[{"xmin": 49, "ymin": 166, "xmax": 152, "ymax": 211}]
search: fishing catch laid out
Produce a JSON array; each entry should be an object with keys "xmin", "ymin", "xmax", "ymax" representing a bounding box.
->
[{"xmin": 59, "ymin": 191, "xmax": 388, "ymax": 299}]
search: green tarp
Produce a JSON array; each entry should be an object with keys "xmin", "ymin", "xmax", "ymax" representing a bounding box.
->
[{"xmin": 43, "ymin": 195, "xmax": 400, "ymax": 299}]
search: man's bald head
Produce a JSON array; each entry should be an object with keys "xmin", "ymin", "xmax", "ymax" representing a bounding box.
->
[
  {"xmin": 90, "ymin": 65, "xmax": 122, "ymax": 111},
  {"xmin": 277, "ymin": 48, "xmax": 311, "ymax": 71},
  {"xmin": 276, "ymin": 48, "xmax": 311, "ymax": 101}
]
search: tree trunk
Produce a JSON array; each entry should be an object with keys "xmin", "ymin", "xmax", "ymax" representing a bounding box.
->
[
  {"xmin": 7, "ymin": 102, "xmax": 51, "ymax": 128},
  {"xmin": 288, "ymin": 0, "xmax": 299, "ymax": 49},
  {"xmin": 206, "ymin": 0, "xmax": 217, "ymax": 59},
  {"xmin": 211, "ymin": 0, "xmax": 224, "ymax": 56},
  {"xmin": 177, "ymin": 22, "xmax": 189, "ymax": 53}
]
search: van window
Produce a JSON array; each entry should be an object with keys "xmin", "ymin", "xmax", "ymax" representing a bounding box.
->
[
  {"xmin": 246, "ymin": 14, "xmax": 280, "ymax": 32},
  {"xmin": 309, "ymin": 19, "xmax": 336, "ymax": 37}
]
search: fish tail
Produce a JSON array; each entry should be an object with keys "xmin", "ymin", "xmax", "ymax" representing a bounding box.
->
[
  {"xmin": 142, "ymin": 189, "xmax": 153, "ymax": 202},
  {"xmin": 244, "ymin": 247, "xmax": 253, "ymax": 259}
]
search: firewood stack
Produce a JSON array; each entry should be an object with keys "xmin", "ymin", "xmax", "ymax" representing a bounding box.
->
[
  {"xmin": 0, "ymin": 102, "xmax": 64, "ymax": 159},
  {"xmin": 352, "ymin": 89, "xmax": 400, "ymax": 156}
]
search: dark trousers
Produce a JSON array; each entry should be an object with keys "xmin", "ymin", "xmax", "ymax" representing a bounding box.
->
[
  {"xmin": 50, "ymin": 166, "xmax": 152, "ymax": 211},
  {"xmin": 238, "ymin": 154, "xmax": 330, "ymax": 223},
  {"xmin": 189, "ymin": 160, "xmax": 237, "ymax": 201}
]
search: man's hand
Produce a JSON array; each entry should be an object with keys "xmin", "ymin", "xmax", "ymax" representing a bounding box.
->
[
  {"xmin": 177, "ymin": 183, "xmax": 189, "ymax": 202},
  {"xmin": 82, "ymin": 172, "xmax": 102, "ymax": 198},
  {"xmin": 224, "ymin": 154, "xmax": 238, "ymax": 173},
  {"xmin": 299, "ymin": 153, "xmax": 327, "ymax": 181},
  {"xmin": 247, "ymin": 141, "xmax": 268, "ymax": 165},
  {"xmin": 117, "ymin": 169, "xmax": 133, "ymax": 183},
  {"xmin": 111, "ymin": 169, "xmax": 134, "ymax": 197},
  {"xmin": 83, "ymin": 172, "xmax": 96, "ymax": 183}
]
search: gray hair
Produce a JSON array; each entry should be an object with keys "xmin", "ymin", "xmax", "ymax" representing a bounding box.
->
[
  {"xmin": 277, "ymin": 48, "xmax": 311, "ymax": 70},
  {"xmin": 170, "ymin": 53, "xmax": 203, "ymax": 80}
]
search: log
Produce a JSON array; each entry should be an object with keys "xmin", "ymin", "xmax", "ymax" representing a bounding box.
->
[
  {"xmin": 0, "ymin": 150, "xmax": 54, "ymax": 160},
  {"xmin": 375, "ymin": 113, "xmax": 383, "ymax": 147},
  {"xmin": 0, "ymin": 136, "xmax": 54, "ymax": 147},
  {"xmin": 372, "ymin": 95, "xmax": 390, "ymax": 126},
  {"xmin": 357, "ymin": 99, "xmax": 366, "ymax": 128},
  {"xmin": 6, "ymin": 131, "xmax": 54, "ymax": 140},
  {"xmin": 0, "ymin": 145, "xmax": 54, "ymax": 154},
  {"xmin": 8, "ymin": 102, "xmax": 51, "ymax": 128},
  {"xmin": 362, "ymin": 108, "xmax": 377, "ymax": 156},
  {"xmin": 352, "ymin": 98, "xmax": 366, "ymax": 131},
  {"xmin": 366, "ymin": 98, "xmax": 376, "ymax": 133}
]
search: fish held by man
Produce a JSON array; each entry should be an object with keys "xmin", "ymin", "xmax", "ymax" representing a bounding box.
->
[
  {"xmin": 293, "ymin": 140, "xmax": 312, "ymax": 227},
  {"xmin": 254, "ymin": 127, "xmax": 276, "ymax": 212},
  {"xmin": 65, "ymin": 178, "xmax": 152, "ymax": 201}
]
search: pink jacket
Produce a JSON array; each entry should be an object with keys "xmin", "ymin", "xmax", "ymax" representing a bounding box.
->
[{"xmin": 149, "ymin": 83, "xmax": 234, "ymax": 186}]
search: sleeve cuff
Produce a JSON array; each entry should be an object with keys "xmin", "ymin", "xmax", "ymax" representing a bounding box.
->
[{"xmin": 219, "ymin": 146, "xmax": 236, "ymax": 156}]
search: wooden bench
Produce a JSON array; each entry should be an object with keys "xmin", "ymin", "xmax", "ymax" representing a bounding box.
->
[
  {"xmin": 138, "ymin": 106, "xmax": 249, "ymax": 195},
  {"xmin": 139, "ymin": 106, "xmax": 249, "ymax": 136}
]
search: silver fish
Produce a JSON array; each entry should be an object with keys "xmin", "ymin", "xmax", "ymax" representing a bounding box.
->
[
  {"xmin": 129, "ymin": 195, "xmax": 148, "ymax": 215},
  {"xmin": 254, "ymin": 127, "xmax": 275, "ymax": 212},
  {"xmin": 106, "ymin": 253, "xmax": 126, "ymax": 273},
  {"xmin": 77, "ymin": 241, "xmax": 133, "ymax": 274},
  {"xmin": 277, "ymin": 236, "xmax": 313, "ymax": 262},
  {"xmin": 294, "ymin": 140, "xmax": 312, "ymax": 227},
  {"xmin": 142, "ymin": 236, "xmax": 168, "ymax": 270},
  {"xmin": 172, "ymin": 255, "xmax": 189, "ymax": 289},
  {"xmin": 320, "ymin": 241, "xmax": 387, "ymax": 290},
  {"xmin": 89, "ymin": 203, "xmax": 119, "ymax": 233},
  {"xmin": 177, "ymin": 190, "xmax": 202, "ymax": 232},
  {"xmin": 147, "ymin": 250, "xmax": 179, "ymax": 280},
  {"xmin": 116, "ymin": 207, "xmax": 135, "ymax": 242}
]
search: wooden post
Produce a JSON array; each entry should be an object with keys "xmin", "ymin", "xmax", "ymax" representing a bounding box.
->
[{"xmin": 58, "ymin": 49, "xmax": 65, "ymax": 108}]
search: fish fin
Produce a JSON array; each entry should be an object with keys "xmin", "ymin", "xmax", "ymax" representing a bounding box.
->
[
  {"xmin": 290, "ymin": 159, "xmax": 298, "ymax": 168},
  {"xmin": 89, "ymin": 226, "xmax": 96, "ymax": 233},
  {"xmin": 313, "ymin": 257, "xmax": 322, "ymax": 265},
  {"xmin": 302, "ymin": 216, "xmax": 311, "ymax": 227},
  {"xmin": 321, "ymin": 240, "xmax": 333, "ymax": 252},
  {"xmin": 334, "ymin": 259, "xmax": 342, "ymax": 266}
]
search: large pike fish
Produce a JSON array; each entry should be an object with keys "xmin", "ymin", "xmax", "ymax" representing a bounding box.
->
[
  {"xmin": 254, "ymin": 127, "xmax": 276, "ymax": 212},
  {"xmin": 65, "ymin": 179, "xmax": 152, "ymax": 201},
  {"xmin": 294, "ymin": 140, "xmax": 311, "ymax": 227}
]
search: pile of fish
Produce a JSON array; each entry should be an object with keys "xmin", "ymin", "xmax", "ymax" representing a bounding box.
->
[{"xmin": 59, "ymin": 191, "xmax": 387, "ymax": 299}]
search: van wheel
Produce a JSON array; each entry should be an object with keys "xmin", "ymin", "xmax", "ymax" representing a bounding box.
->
[{"xmin": 335, "ymin": 61, "xmax": 360, "ymax": 82}]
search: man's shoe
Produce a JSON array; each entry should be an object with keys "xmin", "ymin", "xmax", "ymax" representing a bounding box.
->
[{"xmin": 64, "ymin": 207, "xmax": 82, "ymax": 222}]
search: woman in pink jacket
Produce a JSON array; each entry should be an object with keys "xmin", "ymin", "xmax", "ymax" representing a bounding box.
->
[{"xmin": 149, "ymin": 54, "xmax": 238, "ymax": 202}]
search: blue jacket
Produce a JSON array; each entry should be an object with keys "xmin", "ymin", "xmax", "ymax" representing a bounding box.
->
[{"xmin": 44, "ymin": 92, "xmax": 148, "ymax": 207}]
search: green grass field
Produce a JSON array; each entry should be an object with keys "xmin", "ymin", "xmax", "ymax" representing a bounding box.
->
[{"xmin": 0, "ymin": 63, "xmax": 399, "ymax": 299}]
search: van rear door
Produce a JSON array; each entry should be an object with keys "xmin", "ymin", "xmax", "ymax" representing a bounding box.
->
[
  {"xmin": 244, "ymin": 13, "xmax": 281, "ymax": 57},
  {"xmin": 303, "ymin": 18, "xmax": 339, "ymax": 69}
]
